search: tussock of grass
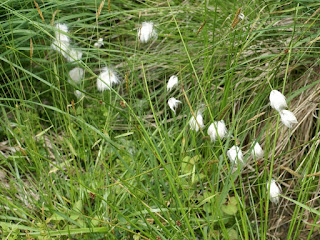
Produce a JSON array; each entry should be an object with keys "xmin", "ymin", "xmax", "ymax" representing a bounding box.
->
[{"xmin": 1, "ymin": 0, "xmax": 320, "ymax": 239}]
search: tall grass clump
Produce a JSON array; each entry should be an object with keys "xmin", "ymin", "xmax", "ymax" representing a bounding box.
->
[{"xmin": 1, "ymin": 0, "xmax": 320, "ymax": 239}]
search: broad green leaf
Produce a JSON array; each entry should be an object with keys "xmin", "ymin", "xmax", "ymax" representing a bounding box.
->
[
  {"xmin": 47, "ymin": 212, "xmax": 65, "ymax": 221},
  {"xmin": 181, "ymin": 155, "xmax": 200, "ymax": 174},
  {"xmin": 221, "ymin": 197, "xmax": 238, "ymax": 215},
  {"xmin": 73, "ymin": 200, "xmax": 83, "ymax": 212},
  {"xmin": 227, "ymin": 228, "xmax": 238, "ymax": 240}
]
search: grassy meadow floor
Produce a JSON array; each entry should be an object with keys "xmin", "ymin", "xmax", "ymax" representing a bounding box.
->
[{"xmin": 1, "ymin": 0, "xmax": 320, "ymax": 239}]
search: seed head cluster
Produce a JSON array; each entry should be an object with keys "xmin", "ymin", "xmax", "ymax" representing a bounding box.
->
[
  {"xmin": 49, "ymin": 20, "xmax": 297, "ymax": 207},
  {"xmin": 269, "ymin": 90, "xmax": 298, "ymax": 128}
]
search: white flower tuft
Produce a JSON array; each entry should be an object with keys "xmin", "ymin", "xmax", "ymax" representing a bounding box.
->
[
  {"xmin": 54, "ymin": 23, "xmax": 70, "ymax": 44},
  {"xmin": 68, "ymin": 67, "xmax": 84, "ymax": 84},
  {"xmin": 51, "ymin": 24, "xmax": 70, "ymax": 57},
  {"xmin": 167, "ymin": 75, "xmax": 178, "ymax": 91},
  {"xmin": 74, "ymin": 90, "xmax": 85, "ymax": 99},
  {"xmin": 65, "ymin": 48, "xmax": 82, "ymax": 63},
  {"xmin": 189, "ymin": 112, "xmax": 205, "ymax": 132},
  {"xmin": 97, "ymin": 67, "xmax": 119, "ymax": 92},
  {"xmin": 269, "ymin": 90, "xmax": 287, "ymax": 112},
  {"xmin": 94, "ymin": 38, "xmax": 104, "ymax": 48},
  {"xmin": 168, "ymin": 97, "xmax": 181, "ymax": 114},
  {"xmin": 51, "ymin": 23, "xmax": 82, "ymax": 63},
  {"xmin": 251, "ymin": 142, "xmax": 264, "ymax": 158},
  {"xmin": 267, "ymin": 179, "xmax": 281, "ymax": 204},
  {"xmin": 279, "ymin": 110, "xmax": 298, "ymax": 128},
  {"xmin": 207, "ymin": 120, "xmax": 227, "ymax": 142},
  {"xmin": 137, "ymin": 22, "xmax": 157, "ymax": 43},
  {"xmin": 51, "ymin": 40, "xmax": 70, "ymax": 57},
  {"xmin": 227, "ymin": 145, "xmax": 244, "ymax": 164}
]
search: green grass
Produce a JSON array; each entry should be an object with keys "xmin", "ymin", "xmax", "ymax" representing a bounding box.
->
[{"xmin": 1, "ymin": 0, "xmax": 320, "ymax": 239}]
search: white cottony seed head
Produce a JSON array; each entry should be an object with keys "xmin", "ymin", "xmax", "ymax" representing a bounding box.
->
[
  {"xmin": 251, "ymin": 142, "xmax": 264, "ymax": 159},
  {"xmin": 51, "ymin": 42, "xmax": 82, "ymax": 63},
  {"xmin": 94, "ymin": 38, "xmax": 104, "ymax": 48},
  {"xmin": 207, "ymin": 120, "xmax": 227, "ymax": 142},
  {"xmin": 68, "ymin": 67, "xmax": 84, "ymax": 84},
  {"xmin": 189, "ymin": 112, "xmax": 205, "ymax": 132},
  {"xmin": 51, "ymin": 40, "xmax": 70, "ymax": 56},
  {"xmin": 54, "ymin": 23, "xmax": 70, "ymax": 44},
  {"xmin": 137, "ymin": 22, "xmax": 157, "ymax": 43},
  {"xmin": 267, "ymin": 179, "xmax": 281, "ymax": 204},
  {"xmin": 55, "ymin": 23, "xmax": 68, "ymax": 34},
  {"xmin": 65, "ymin": 48, "xmax": 83, "ymax": 63},
  {"xmin": 97, "ymin": 67, "xmax": 119, "ymax": 92},
  {"xmin": 279, "ymin": 110, "xmax": 298, "ymax": 128},
  {"xmin": 167, "ymin": 75, "xmax": 178, "ymax": 91},
  {"xmin": 269, "ymin": 90, "xmax": 287, "ymax": 112},
  {"xmin": 168, "ymin": 97, "xmax": 181, "ymax": 114},
  {"xmin": 74, "ymin": 90, "xmax": 85, "ymax": 99},
  {"xmin": 51, "ymin": 23, "xmax": 82, "ymax": 63},
  {"xmin": 227, "ymin": 145, "xmax": 244, "ymax": 164}
]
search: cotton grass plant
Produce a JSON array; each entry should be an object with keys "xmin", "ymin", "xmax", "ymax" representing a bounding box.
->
[{"xmin": 1, "ymin": 0, "xmax": 320, "ymax": 239}]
